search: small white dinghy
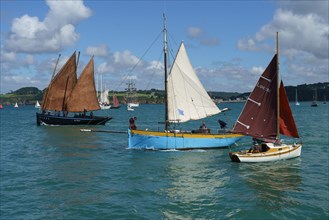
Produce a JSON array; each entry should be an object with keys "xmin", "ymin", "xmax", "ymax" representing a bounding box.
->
[{"xmin": 229, "ymin": 32, "xmax": 302, "ymax": 163}]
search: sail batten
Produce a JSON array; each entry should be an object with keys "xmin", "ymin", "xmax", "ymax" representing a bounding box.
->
[{"xmin": 167, "ymin": 42, "xmax": 220, "ymax": 123}]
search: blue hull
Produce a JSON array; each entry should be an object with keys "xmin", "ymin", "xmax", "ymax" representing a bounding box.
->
[{"xmin": 128, "ymin": 129, "xmax": 242, "ymax": 150}]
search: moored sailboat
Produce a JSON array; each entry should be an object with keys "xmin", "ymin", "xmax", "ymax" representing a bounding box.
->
[
  {"xmin": 36, "ymin": 52, "xmax": 112, "ymax": 126},
  {"xmin": 128, "ymin": 14, "xmax": 243, "ymax": 150},
  {"xmin": 311, "ymin": 88, "xmax": 318, "ymax": 107},
  {"xmin": 35, "ymin": 100, "xmax": 41, "ymax": 109},
  {"xmin": 295, "ymin": 88, "xmax": 300, "ymax": 106},
  {"xmin": 111, "ymin": 94, "xmax": 121, "ymax": 109},
  {"xmin": 229, "ymin": 32, "xmax": 302, "ymax": 162}
]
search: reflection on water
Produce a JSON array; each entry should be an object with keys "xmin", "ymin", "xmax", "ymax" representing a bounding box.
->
[
  {"xmin": 236, "ymin": 159, "xmax": 302, "ymax": 218},
  {"xmin": 160, "ymin": 150, "xmax": 230, "ymax": 219}
]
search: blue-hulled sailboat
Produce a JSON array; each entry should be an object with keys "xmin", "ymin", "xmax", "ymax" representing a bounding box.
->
[{"xmin": 128, "ymin": 15, "xmax": 243, "ymax": 150}]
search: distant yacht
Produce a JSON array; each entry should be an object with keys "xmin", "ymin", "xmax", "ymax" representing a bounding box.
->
[
  {"xmin": 14, "ymin": 102, "xmax": 18, "ymax": 108},
  {"xmin": 295, "ymin": 88, "xmax": 300, "ymax": 106},
  {"xmin": 311, "ymin": 88, "xmax": 318, "ymax": 107}
]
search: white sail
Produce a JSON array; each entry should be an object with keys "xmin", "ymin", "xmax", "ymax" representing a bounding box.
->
[
  {"xmin": 100, "ymin": 89, "xmax": 110, "ymax": 104},
  {"xmin": 167, "ymin": 42, "xmax": 220, "ymax": 123}
]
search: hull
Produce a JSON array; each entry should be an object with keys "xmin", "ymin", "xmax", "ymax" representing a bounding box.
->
[
  {"xmin": 128, "ymin": 103, "xmax": 139, "ymax": 108},
  {"xmin": 36, "ymin": 112, "xmax": 112, "ymax": 126},
  {"xmin": 128, "ymin": 129, "xmax": 243, "ymax": 150},
  {"xmin": 100, "ymin": 104, "xmax": 111, "ymax": 110},
  {"xmin": 229, "ymin": 143, "xmax": 302, "ymax": 163}
]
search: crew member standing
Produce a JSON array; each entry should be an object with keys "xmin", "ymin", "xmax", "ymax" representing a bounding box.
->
[{"xmin": 129, "ymin": 116, "xmax": 137, "ymax": 130}]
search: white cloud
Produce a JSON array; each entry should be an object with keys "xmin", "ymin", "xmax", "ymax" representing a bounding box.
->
[
  {"xmin": 86, "ymin": 44, "xmax": 109, "ymax": 57},
  {"xmin": 113, "ymin": 50, "xmax": 141, "ymax": 67},
  {"xmin": 4, "ymin": 0, "xmax": 92, "ymax": 53},
  {"xmin": 97, "ymin": 62, "xmax": 114, "ymax": 74},
  {"xmin": 187, "ymin": 27, "xmax": 203, "ymax": 39}
]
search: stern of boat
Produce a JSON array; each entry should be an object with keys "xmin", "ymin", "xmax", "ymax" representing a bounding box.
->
[{"xmin": 229, "ymin": 152, "xmax": 241, "ymax": 162}]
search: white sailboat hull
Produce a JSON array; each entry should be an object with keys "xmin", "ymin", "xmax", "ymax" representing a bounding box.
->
[
  {"xmin": 229, "ymin": 143, "xmax": 302, "ymax": 163},
  {"xmin": 100, "ymin": 104, "xmax": 111, "ymax": 110},
  {"xmin": 128, "ymin": 103, "xmax": 139, "ymax": 108}
]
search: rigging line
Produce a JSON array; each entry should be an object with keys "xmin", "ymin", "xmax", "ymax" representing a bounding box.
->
[
  {"xmin": 144, "ymin": 50, "xmax": 164, "ymax": 90},
  {"xmin": 113, "ymin": 30, "xmax": 163, "ymax": 92}
]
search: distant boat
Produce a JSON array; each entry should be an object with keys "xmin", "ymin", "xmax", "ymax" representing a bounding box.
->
[
  {"xmin": 323, "ymin": 95, "xmax": 326, "ymax": 104},
  {"xmin": 35, "ymin": 100, "xmax": 41, "ymax": 109},
  {"xmin": 311, "ymin": 88, "xmax": 318, "ymax": 107},
  {"xmin": 127, "ymin": 105, "xmax": 134, "ymax": 111},
  {"xmin": 295, "ymin": 88, "xmax": 300, "ymax": 106},
  {"xmin": 0, "ymin": 103, "xmax": 3, "ymax": 109},
  {"xmin": 99, "ymin": 89, "xmax": 111, "ymax": 110},
  {"xmin": 128, "ymin": 14, "xmax": 243, "ymax": 150},
  {"xmin": 14, "ymin": 102, "xmax": 18, "ymax": 108},
  {"xmin": 36, "ymin": 52, "xmax": 112, "ymax": 126},
  {"xmin": 229, "ymin": 32, "xmax": 302, "ymax": 163},
  {"xmin": 126, "ymin": 78, "xmax": 139, "ymax": 109},
  {"xmin": 111, "ymin": 94, "xmax": 121, "ymax": 109}
]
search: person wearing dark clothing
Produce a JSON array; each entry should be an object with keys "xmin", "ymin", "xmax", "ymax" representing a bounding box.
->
[
  {"xmin": 129, "ymin": 116, "xmax": 137, "ymax": 130},
  {"xmin": 218, "ymin": 119, "xmax": 227, "ymax": 129}
]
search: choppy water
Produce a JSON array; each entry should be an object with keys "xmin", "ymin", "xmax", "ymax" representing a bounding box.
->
[{"xmin": 1, "ymin": 102, "xmax": 328, "ymax": 219}]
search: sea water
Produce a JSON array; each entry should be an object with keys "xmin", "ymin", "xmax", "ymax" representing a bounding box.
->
[{"xmin": 0, "ymin": 103, "xmax": 328, "ymax": 219}]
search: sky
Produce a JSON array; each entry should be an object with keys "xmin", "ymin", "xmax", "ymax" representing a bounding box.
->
[{"xmin": 1, "ymin": 0, "xmax": 328, "ymax": 94}]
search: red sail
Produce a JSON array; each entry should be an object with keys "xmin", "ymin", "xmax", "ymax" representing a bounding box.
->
[
  {"xmin": 113, "ymin": 95, "xmax": 119, "ymax": 107},
  {"xmin": 279, "ymin": 81, "xmax": 299, "ymax": 138},
  {"xmin": 233, "ymin": 55, "xmax": 278, "ymax": 140}
]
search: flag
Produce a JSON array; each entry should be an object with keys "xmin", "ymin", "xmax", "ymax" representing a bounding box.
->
[{"xmin": 178, "ymin": 109, "xmax": 184, "ymax": 116}]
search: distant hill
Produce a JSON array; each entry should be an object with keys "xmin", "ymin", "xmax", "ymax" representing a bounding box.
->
[{"xmin": 0, "ymin": 83, "xmax": 328, "ymax": 105}]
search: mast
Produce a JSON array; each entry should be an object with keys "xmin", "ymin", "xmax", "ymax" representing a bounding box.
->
[
  {"xmin": 41, "ymin": 54, "xmax": 61, "ymax": 110},
  {"xmin": 163, "ymin": 13, "xmax": 169, "ymax": 131},
  {"xmin": 276, "ymin": 32, "xmax": 280, "ymax": 143}
]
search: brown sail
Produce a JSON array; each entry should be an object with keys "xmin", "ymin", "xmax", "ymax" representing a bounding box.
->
[
  {"xmin": 113, "ymin": 95, "xmax": 119, "ymax": 107},
  {"xmin": 41, "ymin": 52, "xmax": 77, "ymax": 111},
  {"xmin": 233, "ymin": 54, "xmax": 299, "ymax": 140},
  {"xmin": 65, "ymin": 56, "xmax": 100, "ymax": 112}
]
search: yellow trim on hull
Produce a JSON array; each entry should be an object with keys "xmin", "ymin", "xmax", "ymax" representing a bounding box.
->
[{"xmin": 130, "ymin": 129, "xmax": 244, "ymax": 139}]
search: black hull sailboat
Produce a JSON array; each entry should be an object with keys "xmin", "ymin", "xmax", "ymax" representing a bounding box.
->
[
  {"xmin": 37, "ymin": 52, "xmax": 112, "ymax": 126},
  {"xmin": 36, "ymin": 113, "xmax": 111, "ymax": 126}
]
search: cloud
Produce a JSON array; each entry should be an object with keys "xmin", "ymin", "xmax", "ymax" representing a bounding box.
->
[
  {"xmin": 86, "ymin": 44, "xmax": 109, "ymax": 57},
  {"xmin": 186, "ymin": 27, "xmax": 220, "ymax": 46},
  {"xmin": 3, "ymin": 0, "xmax": 92, "ymax": 53}
]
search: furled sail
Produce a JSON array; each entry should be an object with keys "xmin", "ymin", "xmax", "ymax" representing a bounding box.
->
[
  {"xmin": 167, "ymin": 42, "xmax": 220, "ymax": 123},
  {"xmin": 42, "ymin": 52, "xmax": 77, "ymax": 111},
  {"xmin": 233, "ymin": 55, "xmax": 299, "ymax": 139},
  {"xmin": 66, "ymin": 57, "xmax": 100, "ymax": 112}
]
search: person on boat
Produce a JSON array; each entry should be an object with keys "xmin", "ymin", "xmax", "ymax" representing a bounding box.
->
[
  {"xmin": 218, "ymin": 119, "xmax": 227, "ymax": 129},
  {"xmin": 129, "ymin": 116, "xmax": 137, "ymax": 130},
  {"xmin": 90, "ymin": 111, "xmax": 94, "ymax": 118},
  {"xmin": 82, "ymin": 109, "xmax": 87, "ymax": 117},
  {"xmin": 200, "ymin": 122, "xmax": 208, "ymax": 133}
]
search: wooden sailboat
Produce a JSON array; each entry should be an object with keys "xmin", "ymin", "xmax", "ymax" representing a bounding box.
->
[
  {"xmin": 295, "ymin": 88, "xmax": 300, "ymax": 106},
  {"xmin": 126, "ymin": 78, "xmax": 139, "ymax": 109},
  {"xmin": 36, "ymin": 52, "xmax": 112, "ymax": 126},
  {"xmin": 111, "ymin": 94, "xmax": 121, "ymax": 109},
  {"xmin": 128, "ymin": 14, "xmax": 243, "ymax": 150},
  {"xmin": 229, "ymin": 32, "xmax": 302, "ymax": 163}
]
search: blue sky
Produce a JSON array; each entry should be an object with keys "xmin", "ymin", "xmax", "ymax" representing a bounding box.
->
[{"xmin": 1, "ymin": 0, "xmax": 328, "ymax": 94}]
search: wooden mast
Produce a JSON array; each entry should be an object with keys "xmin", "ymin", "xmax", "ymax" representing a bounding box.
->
[
  {"xmin": 41, "ymin": 54, "xmax": 61, "ymax": 110},
  {"xmin": 276, "ymin": 32, "xmax": 280, "ymax": 143},
  {"xmin": 163, "ymin": 13, "xmax": 169, "ymax": 131}
]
